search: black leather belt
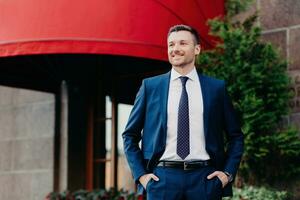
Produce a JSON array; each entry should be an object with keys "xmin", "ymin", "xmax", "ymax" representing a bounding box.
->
[{"xmin": 157, "ymin": 160, "xmax": 211, "ymax": 170}]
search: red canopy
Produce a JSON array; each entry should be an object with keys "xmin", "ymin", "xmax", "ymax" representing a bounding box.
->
[{"xmin": 0, "ymin": 0, "xmax": 224, "ymax": 61}]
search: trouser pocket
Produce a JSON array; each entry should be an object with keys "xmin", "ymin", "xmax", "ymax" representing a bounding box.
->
[{"xmin": 205, "ymin": 175, "xmax": 222, "ymax": 199}]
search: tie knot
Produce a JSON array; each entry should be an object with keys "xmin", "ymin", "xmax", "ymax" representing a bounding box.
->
[{"xmin": 179, "ymin": 76, "xmax": 189, "ymax": 86}]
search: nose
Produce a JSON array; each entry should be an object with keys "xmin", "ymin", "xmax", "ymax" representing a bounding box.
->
[
  {"xmin": 173, "ymin": 43, "xmax": 180, "ymax": 51},
  {"xmin": 169, "ymin": 44, "xmax": 181, "ymax": 55}
]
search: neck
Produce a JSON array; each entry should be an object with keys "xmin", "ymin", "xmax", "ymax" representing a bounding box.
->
[{"xmin": 172, "ymin": 64, "xmax": 195, "ymax": 76}]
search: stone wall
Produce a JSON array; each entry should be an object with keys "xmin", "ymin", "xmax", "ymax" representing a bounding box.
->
[
  {"xmin": 259, "ymin": 0, "xmax": 300, "ymax": 129},
  {"xmin": 237, "ymin": 0, "xmax": 300, "ymax": 126},
  {"xmin": 0, "ymin": 86, "xmax": 54, "ymax": 200}
]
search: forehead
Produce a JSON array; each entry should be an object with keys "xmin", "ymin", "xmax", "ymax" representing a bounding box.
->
[{"xmin": 167, "ymin": 30, "xmax": 194, "ymax": 43}]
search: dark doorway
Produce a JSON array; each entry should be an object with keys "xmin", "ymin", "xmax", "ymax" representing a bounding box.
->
[{"xmin": 0, "ymin": 54, "xmax": 169, "ymax": 190}]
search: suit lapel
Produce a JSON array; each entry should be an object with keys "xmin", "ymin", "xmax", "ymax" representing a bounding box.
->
[
  {"xmin": 159, "ymin": 72, "xmax": 209, "ymax": 144},
  {"xmin": 199, "ymin": 74, "xmax": 210, "ymax": 139},
  {"xmin": 160, "ymin": 71, "xmax": 171, "ymax": 136},
  {"xmin": 147, "ymin": 71, "xmax": 170, "ymax": 168},
  {"xmin": 160, "ymin": 72, "xmax": 209, "ymax": 138}
]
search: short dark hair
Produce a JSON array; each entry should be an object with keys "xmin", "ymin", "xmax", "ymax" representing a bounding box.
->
[{"xmin": 168, "ymin": 24, "xmax": 200, "ymax": 45}]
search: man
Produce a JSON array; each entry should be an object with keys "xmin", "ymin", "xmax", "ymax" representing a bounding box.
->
[{"xmin": 122, "ymin": 24, "xmax": 244, "ymax": 200}]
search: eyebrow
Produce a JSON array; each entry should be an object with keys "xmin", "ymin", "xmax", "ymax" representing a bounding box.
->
[{"xmin": 168, "ymin": 39, "xmax": 190, "ymax": 44}]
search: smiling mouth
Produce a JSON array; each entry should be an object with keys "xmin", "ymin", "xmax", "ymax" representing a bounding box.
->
[
  {"xmin": 172, "ymin": 55, "xmax": 183, "ymax": 60},
  {"xmin": 171, "ymin": 51, "xmax": 184, "ymax": 57},
  {"xmin": 172, "ymin": 54, "xmax": 183, "ymax": 57}
]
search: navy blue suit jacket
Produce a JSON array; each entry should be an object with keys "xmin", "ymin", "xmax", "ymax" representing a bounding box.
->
[{"xmin": 122, "ymin": 71, "xmax": 244, "ymax": 196}]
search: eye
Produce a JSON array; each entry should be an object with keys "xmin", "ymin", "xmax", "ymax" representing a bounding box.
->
[
  {"xmin": 168, "ymin": 43, "xmax": 174, "ymax": 47},
  {"xmin": 180, "ymin": 41, "xmax": 188, "ymax": 45}
]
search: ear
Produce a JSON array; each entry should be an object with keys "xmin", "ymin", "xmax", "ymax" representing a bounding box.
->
[{"xmin": 194, "ymin": 44, "xmax": 201, "ymax": 55}]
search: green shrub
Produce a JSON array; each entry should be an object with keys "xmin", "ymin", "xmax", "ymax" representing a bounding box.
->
[
  {"xmin": 197, "ymin": 13, "xmax": 300, "ymax": 184},
  {"xmin": 224, "ymin": 185, "xmax": 290, "ymax": 200},
  {"xmin": 45, "ymin": 188, "xmax": 143, "ymax": 200},
  {"xmin": 225, "ymin": 0, "xmax": 255, "ymax": 17}
]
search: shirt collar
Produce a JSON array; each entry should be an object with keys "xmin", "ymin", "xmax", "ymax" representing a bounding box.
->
[{"xmin": 170, "ymin": 67, "xmax": 198, "ymax": 81}]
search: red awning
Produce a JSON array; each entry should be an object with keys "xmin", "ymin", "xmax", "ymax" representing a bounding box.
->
[{"xmin": 0, "ymin": 0, "xmax": 224, "ymax": 61}]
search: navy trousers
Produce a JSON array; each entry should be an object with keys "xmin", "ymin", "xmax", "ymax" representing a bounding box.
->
[{"xmin": 145, "ymin": 166, "xmax": 223, "ymax": 200}]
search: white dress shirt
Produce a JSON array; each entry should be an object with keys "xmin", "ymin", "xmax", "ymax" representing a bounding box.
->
[{"xmin": 160, "ymin": 67, "xmax": 210, "ymax": 161}]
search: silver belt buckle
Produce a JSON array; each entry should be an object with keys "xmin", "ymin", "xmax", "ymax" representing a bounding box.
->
[{"xmin": 183, "ymin": 162, "xmax": 189, "ymax": 170}]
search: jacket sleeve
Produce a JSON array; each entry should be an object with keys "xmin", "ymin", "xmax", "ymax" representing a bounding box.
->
[
  {"xmin": 222, "ymin": 81, "xmax": 244, "ymax": 179},
  {"xmin": 122, "ymin": 80, "xmax": 147, "ymax": 183}
]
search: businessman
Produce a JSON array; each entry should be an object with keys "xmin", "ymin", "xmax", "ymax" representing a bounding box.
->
[{"xmin": 122, "ymin": 24, "xmax": 244, "ymax": 200}]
